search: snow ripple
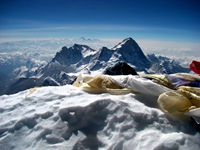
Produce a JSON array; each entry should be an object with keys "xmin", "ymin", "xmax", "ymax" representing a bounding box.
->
[{"xmin": 0, "ymin": 85, "xmax": 199, "ymax": 150}]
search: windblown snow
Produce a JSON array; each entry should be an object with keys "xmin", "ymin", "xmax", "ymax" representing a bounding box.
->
[{"xmin": 0, "ymin": 84, "xmax": 199, "ymax": 150}]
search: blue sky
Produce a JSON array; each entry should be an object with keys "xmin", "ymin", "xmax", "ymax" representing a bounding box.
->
[{"xmin": 0, "ymin": 0, "xmax": 200, "ymax": 43}]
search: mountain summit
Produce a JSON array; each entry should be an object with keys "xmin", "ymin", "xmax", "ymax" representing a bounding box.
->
[
  {"xmin": 37, "ymin": 37, "xmax": 188, "ymax": 77},
  {"xmin": 48, "ymin": 38, "xmax": 151, "ymax": 73},
  {"xmin": 52, "ymin": 44, "xmax": 96, "ymax": 67},
  {"xmin": 111, "ymin": 37, "xmax": 151, "ymax": 70},
  {"xmin": 112, "ymin": 37, "xmax": 139, "ymax": 50}
]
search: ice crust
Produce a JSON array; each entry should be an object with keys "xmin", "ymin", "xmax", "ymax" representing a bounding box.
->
[{"xmin": 0, "ymin": 85, "xmax": 199, "ymax": 150}]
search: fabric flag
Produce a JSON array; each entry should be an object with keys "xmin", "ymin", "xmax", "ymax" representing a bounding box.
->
[{"xmin": 190, "ymin": 60, "xmax": 200, "ymax": 74}]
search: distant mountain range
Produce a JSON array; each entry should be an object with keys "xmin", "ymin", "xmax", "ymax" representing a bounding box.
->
[
  {"xmin": 0, "ymin": 37, "xmax": 189, "ymax": 95},
  {"xmin": 40, "ymin": 37, "xmax": 188, "ymax": 75}
]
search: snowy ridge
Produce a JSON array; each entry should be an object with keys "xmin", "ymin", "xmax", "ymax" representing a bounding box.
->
[
  {"xmin": 51, "ymin": 44, "xmax": 97, "ymax": 71},
  {"xmin": 0, "ymin": 37, "xmax": 189, "ymax": 96},
  {"xmin": 147, "ymin": 54, "xmax": 189, "ymax": 73},
  {"xmin": 43, "ymin": 77, "xmax": 60, "ymax": 86},
  {"xmin": 0, "ymin": 85, "xmax": 199, "ymax": 150},
  {"xmin": 112, "ymin": 37, "xmax": 133, "ymax": 50},
  {"xmin": 48, "ymin": 37, "xmax": 152, "ymax": 75}
]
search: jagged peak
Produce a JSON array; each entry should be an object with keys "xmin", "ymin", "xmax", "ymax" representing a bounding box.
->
[
  {"xmin": 57, "ymin": 46, "xmax": 67, "ymax": 53},
  {"xmin": 54, "ymin": 47, "xmax": 68, "ymax": 56},
  {"xmin": 57, "ymin": 44, "xmax": 92, "ymax": 54},
  {"xmin": 122, "ymin": 37, "xmax": 135, "ymax": 42},
  {"xmin": 111, "ymin": 37, "xmax": 137, "ymax": 50},
  {"xmin": 79, "ymin": 37, "xmax": 87, "ymax": 40},
  {"xmin": 61, "ymin": 46, "xmax": 68, "ymax": 50},
  {"xmin": 73, "ymin": 43, "xmax": 83, "ymax": 47},
  {"xmin": 72, "ymin": 44, "xmax": 95, "ymax": 51},
  {"xmin": 100, "ymin": 46, "xmax": 109, "ymax": 51},
  {"xmin": 72, "ymin": 44, "xmax": 82, "ymax": 49}
]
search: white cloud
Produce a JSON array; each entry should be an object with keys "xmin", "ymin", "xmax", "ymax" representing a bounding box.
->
[
  {"xmin": 137, "ymin": 40, "xmax": 200, "ymax": 55},
  {"xmin": 0, "ymin": 38, "xmax": 199, "ymax": 67},
  {"xmin": 136, "ymin": 39, "xmax": 200, "ymax": 67}
]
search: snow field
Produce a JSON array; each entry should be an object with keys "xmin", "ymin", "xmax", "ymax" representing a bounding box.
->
[{"xmin": 0, "ymin": 85, "xmax": 199, "ymax": 150}]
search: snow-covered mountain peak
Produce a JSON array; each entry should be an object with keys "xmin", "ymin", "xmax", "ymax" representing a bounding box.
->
[
  {"xmin": 79, "ymin": 37, "xmax": 87, "ymax": 41},
  {"xmin": 111, "ymin": 37, "xmax": 136, "ymax": 50},
  {"xmin": 100, "ymin": 46, "xmax": 109, "ymax": 50},
  {"xmin": 109, "ymin": 37, "xmax": 151, "ymax": 70},
  {"xmin": 72, "ymin": 44, "xmax": 96, "ymax": 56},
  {"xmin": 0, "ymin": 37, "xmax": 190, "ymax": 96},
  {"xmin": 51, "ymin": 44, "xmax": 95, "ymax": 66},
  {"xmin": 72, "ymin": 43, "xmax": 87, "ymax": 49},
  {"xmin": 46, "ymin": 37, "xmax": 188, "ymax": 74}
]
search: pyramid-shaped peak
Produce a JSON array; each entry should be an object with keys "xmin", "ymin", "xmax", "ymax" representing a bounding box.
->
[
  {"xmin": 112, "ymin": 37, "xmax": 138, "ymax": 50},
  {"xmin": 122, "ymin": 37, "xmax": 135, "ymax": 43}
]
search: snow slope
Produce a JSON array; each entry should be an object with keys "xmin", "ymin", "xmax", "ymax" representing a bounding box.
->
[{"xmin": 0, "ymin": 84, "xmax": 199, "ymax": 150}]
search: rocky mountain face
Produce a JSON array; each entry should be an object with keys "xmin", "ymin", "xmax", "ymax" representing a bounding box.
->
[
  {"xmin": 111, "ymin": 38, "xmax": 151, "ymax": 70},
  {"xmin": 46, "ymin": 37, "xmax": 151, "ymax": 73},
  {"xmin": 104, "ymin": 61, "xmax": 138, "ymax": 75},
  {"xmin": 0, "ymin": 37, "xmax": 189, "ymax": 95},
  {"xmin": 52, "ymin": 44, "xmax": 96, "ymax": 68},
  {"xmin": 147, "ymin": 54, "xmax": 190, "ymax": 73}
]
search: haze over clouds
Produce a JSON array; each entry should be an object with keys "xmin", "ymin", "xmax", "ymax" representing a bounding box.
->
[{"xmin": 0, "ymin": 0, "xmax": 200, "ymax": 59}]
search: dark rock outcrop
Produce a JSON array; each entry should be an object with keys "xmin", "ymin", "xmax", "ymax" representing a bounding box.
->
[{"xmin": 104, "ymin": 62, "xmax": 138, "ymax": 75}]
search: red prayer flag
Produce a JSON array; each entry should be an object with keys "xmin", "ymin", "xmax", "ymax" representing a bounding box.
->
[{"xmin": 190, "ymin": 60, "xmax": 200, "ymax": 74}]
